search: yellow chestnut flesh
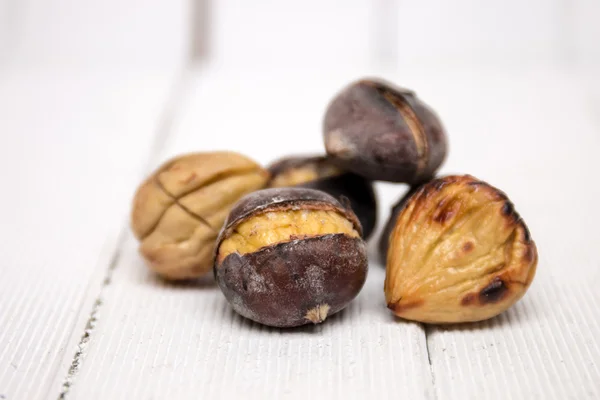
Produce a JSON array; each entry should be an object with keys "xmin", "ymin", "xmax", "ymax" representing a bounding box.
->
[
  {"xmin": 218, "ymin": 209, "xmax": 359, "ymax": 262},
  {"xmin": 269, "ymin": 164, "xmax": 341, "ymax": 187}
]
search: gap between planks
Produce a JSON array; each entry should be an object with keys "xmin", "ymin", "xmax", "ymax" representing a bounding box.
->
[{"xmin": 54, "ymin": 67, "xmax": 194, "ymax": 400}]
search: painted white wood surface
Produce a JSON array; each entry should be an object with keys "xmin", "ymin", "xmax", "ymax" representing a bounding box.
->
[
  {"xmin": 393, "ymin": 0, "xmax": 564, "ymax": 64},
  {"xmin": 0, "ymin": 67, "xmax": 177, "ymax": 400},
  {"xmin": 209, "ymin": 0, "xmax": 573, "ymax": 67},
  {"xmin": 7, "ymin": 0, "xmax": 598, "ymax": 70},
  {"xmin": 62, "ymin": 64, "xmax": 600, "ymax": 399},
  {"xmin": 1, "ymin": 0, "xmax": 189, "ymax": 68},
  {"xmin": 572, "ymin": 0, "xmax": 600, "ymax": 67}
]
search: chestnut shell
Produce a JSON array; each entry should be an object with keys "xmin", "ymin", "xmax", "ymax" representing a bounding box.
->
[
  {"xmin": 214, "ymin": 188, "xmax": 368, "ymax": 328},
  {"xmin": 267, "ymin": 155, "xmax": 378, "ymax": 239},
  {"xmin": 215, "ymin": 234, "xmax": 367, "ymax": 327},
  {"xmin": 323, "ymin": 79, "xmax": 447, "ymax": 183}
]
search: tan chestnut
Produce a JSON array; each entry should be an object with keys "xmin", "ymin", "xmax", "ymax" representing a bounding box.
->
[
  {"xmin": 131, "ymin": 151, "xmax": 269, "ymax": 280},
  {"xmin": 384, "ymin": 175, "xmax": 538, "ymax": 323},
  {"xmin": 214, "ymin": 188, "xmax": 368, "ymax": 328}
]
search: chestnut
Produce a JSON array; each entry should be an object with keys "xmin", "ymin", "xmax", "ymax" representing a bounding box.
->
[
  {"xmin": 130, "ymin": 151, "xmax": 269, "ymax": 280},
  {"xmin": 384, "ymin": 175, "xmax": 538, "ymax": 323},
  {"xmin": 214, "ymin": 187, "xmax": 368, "ymax": 328},
  {"xmin": 267, "ymin": 155, "xmax": 378, "ymax": 240},
  {"xmin": 323, "ymin": 78, "xmax": 447, "ymax": 183}
]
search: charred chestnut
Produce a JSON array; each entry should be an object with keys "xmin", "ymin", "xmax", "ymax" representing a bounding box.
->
[
  {"xmin": 384, "ymin": 175, "xmax": 538, "ymax": 323},
  {"xmin": 214, "ymin": 187, "xmax": 368, "ymax": 328},
  {"xmin": 323, "ymin": 78, "xmax": 447, "ymax": 183},
  {"xmin": 267, "ymin": 155, "xmax": 378, "ymax": 239}
]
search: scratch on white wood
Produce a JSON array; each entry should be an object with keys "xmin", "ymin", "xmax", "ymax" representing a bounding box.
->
[
  {"xmin": 0, "ymin": 68, "xmax": 175, "ymax": 400},
  {"xmin": 55, "ymin": 68, "xmax": 193, "ymax": 400},
  {"xmin": 57, "ymin": 247, "xmax": 119, "ymax": 399}
]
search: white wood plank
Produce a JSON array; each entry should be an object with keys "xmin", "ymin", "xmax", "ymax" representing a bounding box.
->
[
  {"xmin": 3, "ymin": 0, "xmax": 189, "ymax": 68},
  {"xmin": 412, "ymin": 67, "xmax": 600, "ymax": 399},
  {"xmin": 571, "ymin": 0, "xmax": 600, "ymax": 67},
  {"xmin": 66, "ymin": 66, "xmax": 435, "ymax": 399},
  {"xmin": 0, "ymin": 67, "xmax": 176, "ymax": 400},
  {"xmin": 211, "ymin": 1, "xmax": 374, "ymax": 68},
  {"xmin": 394, "ymin": 0, "xmax": 563, "ymax": 64},
  {"xmin": 209, "ymin": 1, "xmax": 572, "ymax": 68}
]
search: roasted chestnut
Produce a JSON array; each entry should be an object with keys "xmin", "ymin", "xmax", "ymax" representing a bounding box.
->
[
  {"xmin": 267, "ymin": 155, "xmax": 377, "ymax": 239},
  {"xmin": 323, "ymin": 78, "xmax": 447, "ymax": 183},
  {"xmin": 384, "ymin": 175, "xmax": 538, "ymax": 323},
  {"xmin": 214, "ymin": 187, "xmax": 368, "ymax": 327},
  {"xmin": 131, "ymin": 151, "xmax": 269, "ymax": 280}
]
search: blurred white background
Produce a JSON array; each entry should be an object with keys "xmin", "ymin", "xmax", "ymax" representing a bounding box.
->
[{"xmin": 1, "ymin": 0, "xmax": 598, "ymax": 70}]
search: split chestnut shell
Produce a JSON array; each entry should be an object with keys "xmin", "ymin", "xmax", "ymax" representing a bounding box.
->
[
  {"xmin": 267, "ymin": 155, "xmax": 378, "ymax": 240},
  {"xmin": 214, "ymin": 188, "xmax": 368, "ymax": 328}
]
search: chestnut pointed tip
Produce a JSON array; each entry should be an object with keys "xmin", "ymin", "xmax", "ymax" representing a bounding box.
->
[{"xmin": 386, "ymin": 298, "xmax": 424, "ymax": 315}]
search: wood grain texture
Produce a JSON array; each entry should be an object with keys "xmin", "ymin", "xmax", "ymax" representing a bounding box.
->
[{"xmin": 0, "ymin": 68, "xmax": 175, "ymax": 400}]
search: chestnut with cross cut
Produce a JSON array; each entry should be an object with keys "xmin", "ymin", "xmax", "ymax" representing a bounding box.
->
[
  {"xmin": 214, "ymin": 187, "xmax": 368, "ymax": 328},
  {"xmin": 384, "ymin": 175, "xmax": 538, "ymax": 323},
  {"xmin": 323, "ymin": 78, "xmax": 447, "ymax": 183},
  {"xmin": 130, "ymin": 151, "xmax": 269, "ymax": 280}
]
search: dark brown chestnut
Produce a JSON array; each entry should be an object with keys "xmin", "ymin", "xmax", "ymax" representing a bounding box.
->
[
  {"xmin": 323, "ymin": 78, "xmax": 447, "ymax": 183},
  {"xmin": 267, "ymin": 155, "xmax": 378, "ymax": 240},
  {"xmin": 214, "ymin": 187, "xmax": 368, "ymax": 328}
]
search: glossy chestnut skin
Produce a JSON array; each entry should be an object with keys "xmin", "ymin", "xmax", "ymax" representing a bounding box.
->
[
  {"xmin": 323, "ymin": 79, "xmax": 447, "ymax": 183},
  {"xmin": 214, "ymin": 188, "xmax": 368, "ymax": 328},
  {"xmin": 267, "ymin": 155, "xmax": 378, "ymax": 240},
  {"xmin": 384, "ymin": 175, "xmax": 538, "ymax": 324}
]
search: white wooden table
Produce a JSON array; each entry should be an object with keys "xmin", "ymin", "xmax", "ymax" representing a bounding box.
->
[{"xmin": 1, "ymin": 63, "xmax": 598, "ymax": 400}]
